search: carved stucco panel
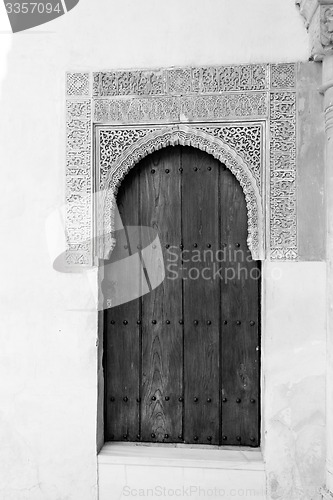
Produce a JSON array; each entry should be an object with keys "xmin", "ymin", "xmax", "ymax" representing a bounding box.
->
[
  {"xmin": 93, "ymin": 64, "xmax": 269, "ymax": 97},
  {"xmin": 65, "ymin": 63, "xmax": 298, "ymax": 266},
  {"xmin": 66, "ymin": 72, "xmax": 90, "ymax": 97},
  {"xmin": 269, "ymin": 63, "xmax": 297, "ymax": 260},
  {"xmin": 93, "ymin": 93, "xmax": 268, "ymax": 124},
  {"xmin": 197, "ymin": 124, "xmax": 263, "ymax": 191},
  {"xmin": 66, "ymin": 99, "xmax": 92, "ymax": 265}
]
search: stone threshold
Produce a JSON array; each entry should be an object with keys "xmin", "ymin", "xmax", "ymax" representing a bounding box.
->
[{"xmin": 98, "ymin": 442, "xmax": 265, "ymax": 471}]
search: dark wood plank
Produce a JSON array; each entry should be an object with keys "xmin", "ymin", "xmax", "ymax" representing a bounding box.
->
[
  {"xmin": 104, "ymin": 166, "xmax": 141, "ymax": 442},
  {"xmin": 104, "ymin": 145, "xmax": 261, "ymax": 448},
  {"xmin": 182, "ymin": 147, "xmax": 220, "ymax": 445},
  {"xmin": 220, "ymin": 165, "xmax": 260, "ymax": 447},
  {"xmin": 140, "ymin": 147, "xmax": 183, "ymax": 443}
]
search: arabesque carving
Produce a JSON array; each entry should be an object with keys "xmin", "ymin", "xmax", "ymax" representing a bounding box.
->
[
  {"xmin": 66, "ymin": 63, "xmax": 299, "ymax": 266},
  {"xmin": 97, "ymin": 125, "xmax": 264, "ymax": 261}
]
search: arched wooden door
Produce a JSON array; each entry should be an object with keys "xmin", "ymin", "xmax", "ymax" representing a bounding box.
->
[{"xmin": 104, "ymin": 146, "xmax": 260, "ymax": 447}]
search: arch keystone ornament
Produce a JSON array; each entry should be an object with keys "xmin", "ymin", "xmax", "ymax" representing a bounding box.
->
[{"xmin": 65, "ymin": 64, "xmax": 298, "ymax": 266}]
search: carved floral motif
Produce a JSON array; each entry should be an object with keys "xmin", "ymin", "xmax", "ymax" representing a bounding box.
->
[
  {"xmin": 321, "ymin": 6, "xmax": 333, "ymax": 47},
  {"xmin": 168, "ymin": 68, "xmax": 191, "ymax": 93},
  {"xmin": 66, "ymin": 72, "xmax": 90, "ymax": 96},
  {"xmin": 98, "ymin": 128, "xmax": 157, "ymax": 188},
  {"xmin": 198, "ymin": 124, "xmax": 263, "ymax": 190},
  {"xmin": 270, "ymin": 63, "xmax": 296, "ymax": 89}
]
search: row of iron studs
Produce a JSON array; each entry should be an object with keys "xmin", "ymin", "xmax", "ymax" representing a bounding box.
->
[
  {"xmin": 110, "ymin": 320, "xmax": 256, "ymax": 325},
  {"xmin": 123, "ymin": 243, "xmax": 244, "ymax": 249},
  {"xmin": 108, "ymin": 434, "xmax": 256, "ymax": 443},
  {"xmin": 110, "ymin": 396, "xmax": 256, "ymax": 403},
  {"xmin": 129, "ymin": 243, "xmax": 244, "ymax": 249},
  {"xmin": 109, "ymin": 396, "xmax": 257, "ymax": 444},
  {"xmin": 165, "ymin": 243, "xmax": 242, "ymax": 247},
  {"xmin": 150, "ymin": 166, "xmax": 222, "ymax": 173}
]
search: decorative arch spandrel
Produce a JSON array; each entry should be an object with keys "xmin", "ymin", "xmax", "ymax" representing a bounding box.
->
[{"xmin": 96, "ymin": 125, "xmax": 264, "ymax": 261}]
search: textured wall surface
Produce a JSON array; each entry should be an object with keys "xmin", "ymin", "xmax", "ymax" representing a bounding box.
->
[
  {"xmin": 0, "ymin": 1, "xmax": 324, "ymax": 499},
  {"xmin": 297, "ymin": 63, "xmax": 326, "ymax": 260},
  {"xmin": 263, "ymin": 262, "xmax": 326, "ymax": 500}
]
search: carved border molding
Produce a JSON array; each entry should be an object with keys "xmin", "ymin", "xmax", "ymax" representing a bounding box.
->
[
  {"xmin": 269, "ymin": 89, "xmax": 297, "ymax": 260},
  {"xmin": 66, "ymin": 98, "xmax": 92, "ymax": 265},
  {"xmin": 65, "ymin": 63, "xmax": 298, "ymax": 266}
]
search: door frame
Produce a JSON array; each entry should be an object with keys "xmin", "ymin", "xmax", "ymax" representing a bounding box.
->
[{"xmin": 65, "ymin": 64, "xmax": 298, "ymax": 452}]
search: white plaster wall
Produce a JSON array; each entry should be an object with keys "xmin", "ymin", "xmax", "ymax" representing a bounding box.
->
[
  {"xmin": 0, "ymin": 1, "xmax": 319, "ymax": 499},
  {"xmin": 263, "ymin": 262, "xmax": 326, "ymax": 499},
  {"xmin": 98, "ymin": 452, "xmax": 266, "ymax": 500}
]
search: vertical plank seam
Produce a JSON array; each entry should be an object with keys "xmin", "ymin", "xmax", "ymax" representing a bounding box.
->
[
  {"xmin": 257, "ymin": 262, "xmax": 262, "ymax": 445},
  {"xmin": 103, "ymin": 307, "xmax": 108, "ymax": 439},
  {"xmin": 219, "ymin": 162, "xmax": 222, "ymax": 445},
  {"xmin": 138, "ymin": 165, "xmax": 142, "ymax": 441},
  {"xmin": 180, "ymin": 147, "xmax": 185, "ymax": 443}
]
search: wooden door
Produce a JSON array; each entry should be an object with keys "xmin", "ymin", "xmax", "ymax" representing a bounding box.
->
[{"xmin": 104, "ymin": 145, "xmax": 260, "ymax": 446}]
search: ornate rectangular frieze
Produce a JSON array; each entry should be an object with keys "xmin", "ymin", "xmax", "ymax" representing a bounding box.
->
[
  {"xmin": 93, "ymin": 93, "xmax": 268, "ymax": 124},
  {"xmin": 93, "ymin": 64, "xmax": 269, "ymax": 97}
]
